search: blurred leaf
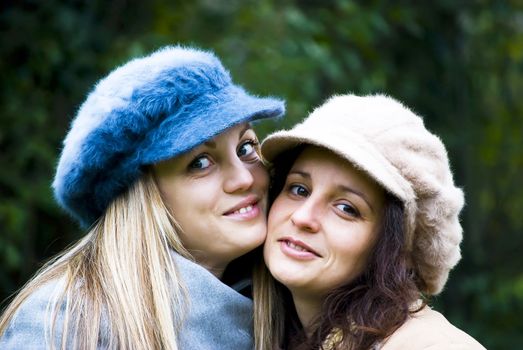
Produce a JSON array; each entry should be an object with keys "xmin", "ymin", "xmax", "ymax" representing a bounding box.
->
[{"xmin": 1, "ymin": 1, "xmax": 522, "ymax": 348}]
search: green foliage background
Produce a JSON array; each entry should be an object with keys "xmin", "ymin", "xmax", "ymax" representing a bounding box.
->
[{"xmin": 1, "ymin": 1, "xmax": 522, "ymax": 348}]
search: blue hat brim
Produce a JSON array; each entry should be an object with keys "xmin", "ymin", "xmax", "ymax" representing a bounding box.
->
[{"xmin": 140, "ymin": 85, "xmax": 285, "ymax": 165}]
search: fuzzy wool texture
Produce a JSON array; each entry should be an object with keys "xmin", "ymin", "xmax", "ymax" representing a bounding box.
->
[
  {"xmin": 0, "ymin": 253, "xmax": 254, "ymax": 349},
  {"xmin": 261, "ymin": 94, "xmax": 464, "ymax": 295},
  {"xmin": 52, "ymin": 45, "xmax": 285, "ymax": 227}
]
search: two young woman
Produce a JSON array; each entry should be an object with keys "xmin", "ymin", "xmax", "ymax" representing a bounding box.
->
[
  {"xmin": 0, "ymin": 46, "xmax": 284, "ymax": 349},
  {"xmin": 0, "ymin": 45, "xmax": 484, "ymax": 349}
]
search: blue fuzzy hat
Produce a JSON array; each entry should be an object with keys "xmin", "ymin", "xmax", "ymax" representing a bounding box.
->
[{"xmin": 52, "ymin": 45, "xmax": 285, "ymax": 228}]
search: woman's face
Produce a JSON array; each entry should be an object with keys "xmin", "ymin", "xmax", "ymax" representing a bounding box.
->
[
  {"xmin": 264, "ymin": 146, "xmax": 385, "ymax": 298},
  {"xmin": 154, "ymin": 123, "xmax": 268, "ymax": 276}
]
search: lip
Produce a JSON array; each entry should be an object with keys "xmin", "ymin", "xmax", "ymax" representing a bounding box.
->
[
  {"xmin": 278, "ymin": 236, "xmax": 322, "ymax": 259},
  {"xmin": 223, "ymin": 195, "xmax": 262, "ymax": 220}
]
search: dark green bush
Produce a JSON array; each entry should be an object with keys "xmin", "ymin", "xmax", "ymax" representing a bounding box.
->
[{"xmin": 1, "ymin": 1, "xmax": 521, "ymax": 348}]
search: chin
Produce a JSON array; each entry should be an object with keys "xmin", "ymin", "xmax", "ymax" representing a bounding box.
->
[
  {"xmin": 235, "ymin": 234, "xmax": 266, "ymax": 256},
  {"xmin": 267, "ymin": 262, "xmax": 294, "ymax": 284},
  {"xmin": 274, "ymin": 276, "xmax": 305, "ymax": 292},
  {"xmin": 247, "ymin": 225, "xmax": 267, "ymax": 245}
]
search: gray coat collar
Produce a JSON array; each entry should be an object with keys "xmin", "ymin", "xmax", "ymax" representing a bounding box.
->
[
  {"xmin": 173, "ymin": 252, "xmax": 254, "ymax": 349},
  {"xmin": 0, "ymin": 252, "xmax": 254, "ymax": 349}
]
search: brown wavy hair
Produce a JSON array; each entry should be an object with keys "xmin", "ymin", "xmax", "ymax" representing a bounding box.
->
[{"xmin": 253, "ymin": 146, "xmax": 425, "ymax": 350}]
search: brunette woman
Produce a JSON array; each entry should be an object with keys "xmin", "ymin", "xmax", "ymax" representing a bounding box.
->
[{"xmin": 254, "ymin": 94, "xmax": 485, "ymax": 350}]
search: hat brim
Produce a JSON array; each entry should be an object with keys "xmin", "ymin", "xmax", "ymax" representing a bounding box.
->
[
  {"xmin": 142, "ymin": 85, "xmax": 285, "ymax": 164},
  {"xmin": 261, "ymin": 126, "xmax": 413, "ymax": 204}
]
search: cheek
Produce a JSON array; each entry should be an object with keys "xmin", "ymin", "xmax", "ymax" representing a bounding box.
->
[
  {"xmin": 164, "ymin": 178, "xmax": 217, "ymax": 220},
  {"xmin": 267, "ymin": 196, "xmax": 288, "ymax": 234},
  {"xmin": 264, "ymin": 202, "xmax": 285, "ymax": 260},
  {"xmin": 329, "ymin": 231, "xmax": 376, "ymax": 280},
  {"xmin": 263, "ymin": 237, "xmax": 272, "ymax": 263},
  {"xmin": 157, "ymin": 179, "xmax": 182, "ymax": 211},
  {"xmin": 251, "ymin": 163, "xmax": 269, "ymax": 191}
]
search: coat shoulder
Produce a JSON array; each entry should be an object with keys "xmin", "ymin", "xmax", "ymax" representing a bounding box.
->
[
  {"xmin": 0, "ymin": 279, "xmax": 66, "ymax": 349},
  {"xmin": 380, "ymin": 306, "xmax": 486, "ymax": 350}
]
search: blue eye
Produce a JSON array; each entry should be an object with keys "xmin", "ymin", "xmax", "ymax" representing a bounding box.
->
[
  {"xmin": 237, "ymin": 140, "xmax": 259, "ymax": 159},
  {"xmin": 289, "ymin": 184, "xmax": 309, "ymax": 197},
  {"xmin": 335, "ymin": 203, "xmax": 360, "ymax": 217},
  {"xmin": 189, "ymin": 155, "xmax": 212, "ymax": 170}
]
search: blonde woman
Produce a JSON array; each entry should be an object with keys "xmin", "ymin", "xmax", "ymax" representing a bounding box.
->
[
  {"xmin": 0, "ymin": 46, "xmax": 284, "ymax": 349},
  {"xmin": 254, "ymin": 94, "xmax": 485, "ymax": 349}
]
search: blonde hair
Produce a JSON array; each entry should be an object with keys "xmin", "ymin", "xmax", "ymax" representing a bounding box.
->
[
  {"xmin": 0, "ymin": 171, "xmax": 190, "ymax": 349},
  {"xmin": 253, "ymin": 262, "xmax": 281, "ymax": 350}
]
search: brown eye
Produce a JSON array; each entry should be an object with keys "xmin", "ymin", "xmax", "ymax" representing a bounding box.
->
[
  {"xmin": 289, "ymin": 184, "xmax": 309, "ymax": 197},
  {"xmin": 237, "ymin": 140, "xmax": 258, "ymax": 159},
  {"xmin": 335, "ymin": 203, "xmax": 360, "ymax": 218},
  {"xmin": 189, "ymin": 155, "xmax": 212, "ymax": 170}
]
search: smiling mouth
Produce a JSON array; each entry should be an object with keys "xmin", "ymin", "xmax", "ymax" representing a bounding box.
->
[
  {"xmin": 223, "ymin": 200, "xmax": 261, "ymax": 220},
  {"xmin": 286, "ymin": 240, "xmax": 308, "ymax": 252},
  {"xmin": 224, "ymin": 201, "xmax": 258, "ymax": 215},
  {"xmin": 231, "ymin": 205, "xmax": 254, "ymax": 215},
  {"xmin": 278, "ymin": 238, "xmax": 322, "ymax": 258},
  {"xmin": 223, "ymin": 194, "xmax": 261, "ymax": 216}
]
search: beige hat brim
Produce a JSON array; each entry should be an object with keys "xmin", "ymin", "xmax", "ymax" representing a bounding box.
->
[{"xmin": 262, "ymin": 126, "xmax": 415, "ymax": 206}]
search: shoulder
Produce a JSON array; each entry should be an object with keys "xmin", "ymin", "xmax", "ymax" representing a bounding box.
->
[
  {"xmin": 171, "ymin": 252, "xmax": 254, "ymax": 349},
  {"xmin": 0, "ymin": 279, "xmax": 67, "ymax": 349},
  {"xmin": 380, "ymin": 306, "xmax": 486, "ymax": 350},
  {"xmin": 171, "ymin": 251, "xmax": 253, "ymax": 307}
]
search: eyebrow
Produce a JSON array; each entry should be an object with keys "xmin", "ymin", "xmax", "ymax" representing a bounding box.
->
[
  {"xmin": 239, "ymin": 124, "xmax": 252, "ymax": 138},
  {"xmin": 203, "ymin": 124, "xmax": 251, "ymax": 149},
  {"xmin": 288, "ymin": 170, "xmax": 376, "ymax": 213}
]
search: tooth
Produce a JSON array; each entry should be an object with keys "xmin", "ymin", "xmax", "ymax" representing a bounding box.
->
[
  {"xmin": 288, "ymin": 241, "xmax": 307, "ymax": 252},
  {"xmin": 239, "ymin": 208, "xmax": 246, "ymax": 214}
]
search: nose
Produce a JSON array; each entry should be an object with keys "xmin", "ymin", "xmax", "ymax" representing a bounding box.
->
[
  {"xmin": 290, "ymin": 198, "xmax": 321, "ymax": 233},
  {"xmin": 223, "ymin": 159, "xmax": 254, "ymax": 193}
]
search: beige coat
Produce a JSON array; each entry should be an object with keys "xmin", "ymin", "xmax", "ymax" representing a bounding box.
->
[
  {"xmin": 323, "ymin": 306, "xmax": 486, "ymax": 350},
  {"xmin": 380, "ymin": 306, "xmax": 485, "ymax": 350}
]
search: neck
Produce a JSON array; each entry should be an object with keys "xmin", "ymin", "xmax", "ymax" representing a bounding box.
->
[
  {"xmin": 189, "ymin": 251, "xmax": 228, "ymax": 279},
  {"xmin": 205, "ymin": 265, "xmax": 226, "ymax": 279},
  {"xmin": 291, "ymin": 290, "xmax": 323, "ymax": 337}
]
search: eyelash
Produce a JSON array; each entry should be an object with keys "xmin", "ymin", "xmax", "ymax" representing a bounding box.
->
[
  {"xmin": 187, "ymin": 138, "xmax": 260, "ymax": 172},
  {"xmin": 288, "ymin": 184, "xmax": 309, "ymax": 197},
  {"xmin": 334, "ymin": 203, "xmax": 361, "ymax": 218},
  {"xmin": 287, "ymin": 183, "xmax": 361, "ymax": 219},
  {"xmin": 237, "ymin": 139, "xmax": 260, "ymax": 160},
  {"xmin": 188, "ymin": 154, "xmax": 213, "ymax": 171}
]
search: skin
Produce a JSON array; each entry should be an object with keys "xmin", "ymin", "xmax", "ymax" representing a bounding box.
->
[
  {"xmin": 264, "ymin": 146, "xmax": 385, "ymax": 329},
  {"xmin": 154, "ymin": 123, "xmax": 269, "ymax": 278}
]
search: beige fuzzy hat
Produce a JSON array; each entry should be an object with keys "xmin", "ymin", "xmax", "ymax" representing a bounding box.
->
[{"xmin": 261, "ymin": 94, "xmax": 464, "ymax": 295}]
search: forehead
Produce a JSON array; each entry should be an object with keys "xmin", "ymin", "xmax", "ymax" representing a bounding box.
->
[
  {"xmin": 291, "ymin": 146, "xmax": 352, "ymax": 174},
  {"xmin": 291, "ymin": 145, "xmax": 384, "ymax": 196}
]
